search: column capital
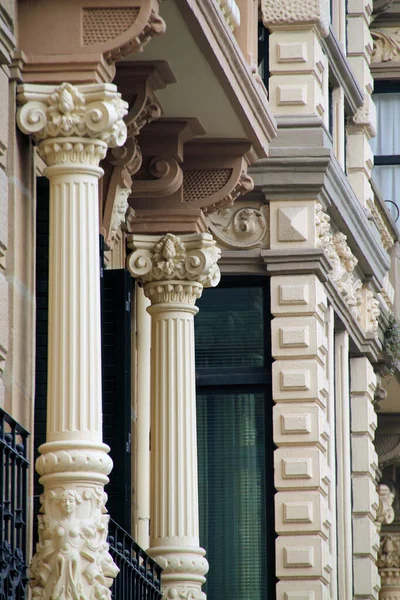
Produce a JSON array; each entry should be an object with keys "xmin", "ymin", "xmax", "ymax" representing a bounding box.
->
[
  {"xmin": 127, "ymin": 232, "xmax": 221, "ymax": 305},
  {"xmin": 17, "ymin": 82, "xmax": 128, "ymax": 167}
]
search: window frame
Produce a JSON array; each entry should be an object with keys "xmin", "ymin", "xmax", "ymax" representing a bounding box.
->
[{"xmin": 195, "ymin": 275, "xmax": 276, "ymax": 600}]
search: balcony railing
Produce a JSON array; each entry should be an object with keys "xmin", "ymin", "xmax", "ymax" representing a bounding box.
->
[
  {"xmin": 108, "ymin": 519, "xmax": 162, "ymax": 600},
  {"xmin": 0, "ymin": 408, "xmax": 30, "ymax": 600}
]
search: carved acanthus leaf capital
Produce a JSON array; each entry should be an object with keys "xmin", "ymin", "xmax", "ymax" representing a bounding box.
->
[
  {"xmin": 17, "ymin": 83, "xmax": 128, "ymax": 165},
  {"xmin": 127, "ymin": 233, "xmax": 221, "ymax": 303}
]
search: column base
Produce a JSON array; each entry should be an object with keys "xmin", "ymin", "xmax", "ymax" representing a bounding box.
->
[
  {"xmin": 148, "ymin": 546, "xmax": 209, "ymax": 600},
  {"xmin": 30, "ymin": 441, "xmax": 118, "ymax": 600}
]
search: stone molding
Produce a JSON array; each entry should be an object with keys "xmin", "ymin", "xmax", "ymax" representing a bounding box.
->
[
  {"xmin": 250, "ymin": 148, "xmax": 391, "ymax": 285},
  {"xmin": 17, "ymin": 82, "xmax": 128, "ymax": 167},
  {"xmin": 17, "ymin": 0, "xmax": 165, "ymax": 83},
  {"xmin": 320, "ymin": 28, "xmax": 364, "ymax": 116},
  {"xmin": 261, "ymin": 0, "xmax": 330, "ymax": 36},
  {"xmin": 184, "ymin": 0, "xmax": 277, "ymax": 157}
]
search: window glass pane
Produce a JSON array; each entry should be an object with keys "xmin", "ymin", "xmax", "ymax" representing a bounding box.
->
[
  {"xmin": 197, "ymin": 392, "xmax": 267, "ymax": 600},
  {"xmin": 195, "ymin": 287, "xmax": 264, "ymax": 368},
  {"xmin": 373, "ymin": 164, "xmax": 400, "ymax": 221},
  {"xmin": 370, "ymin": 94, "xmax": 400, "ymax": 155}
]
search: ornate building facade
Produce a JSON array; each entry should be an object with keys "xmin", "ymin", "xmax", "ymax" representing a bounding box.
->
[{"xmin": 1, "ymin": 1, "xmax": 400, "ymax": 600}]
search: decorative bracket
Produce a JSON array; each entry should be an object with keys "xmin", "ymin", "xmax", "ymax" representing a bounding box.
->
[
  {"xmin": 100, "ymin": 62, "xmax": 174, "ymax": 249},
  {"xmin": 17, "ymin": 0, "xmax": 165, "ymax": 83},
  {"xmin": 128, "ymin": 123, "xmax": 254, "ymax": 235}
]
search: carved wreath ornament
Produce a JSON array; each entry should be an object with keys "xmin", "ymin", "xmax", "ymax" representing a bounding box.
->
[{"xmin": 30, "ymin": 488, "xmax": 118, "ymax": 600}]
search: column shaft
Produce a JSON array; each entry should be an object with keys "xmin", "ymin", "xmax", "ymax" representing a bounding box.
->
[
  {"xmin": 47, "ymin": 171, "xmax": 102, "ymax": 442},
  {"xmin": 150, "ymin": 304, "xmax": 199, "ymax": 545}
]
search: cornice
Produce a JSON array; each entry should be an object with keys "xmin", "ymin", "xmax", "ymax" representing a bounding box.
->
[
  {"xmin": 180, "ymin": 0, "xmax": 277, "ymax": 158},
  {"xmin": 321, "ymin": 27, "xmax": 364, "ymax": 115},
  {"xmin": 250, "ymin": 148, "xmax": 390, "ymax": 288}
]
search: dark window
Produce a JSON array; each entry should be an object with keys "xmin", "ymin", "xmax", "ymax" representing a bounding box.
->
[
  {"xmin": 371, "ymin": 81, "xmax": 400, "ymax": 222},
  {"xmin": 195, "ymin": 278, "xmax": 275, "ymax": 600}
]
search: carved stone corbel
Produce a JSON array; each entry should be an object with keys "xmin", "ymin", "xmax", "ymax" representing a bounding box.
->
[
  {"xmin": 17, "ymin": 0, "xmax": 166, "ymax": 83},
  {"xmin": 100, "ymin": 62, "xmax": 174, "ymax": 250},
  {"xmin": 128, "ymin": 124, "xmax": 254, "ymax": 235}
]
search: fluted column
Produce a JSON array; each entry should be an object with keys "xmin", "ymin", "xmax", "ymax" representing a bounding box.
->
[
  {"xmin": 127, "ymin": 232, "xmax": 221, "ymax": 600},
  {"xmin": 17, "ymin": 82, "xmax": 128, "ymax": 600}
]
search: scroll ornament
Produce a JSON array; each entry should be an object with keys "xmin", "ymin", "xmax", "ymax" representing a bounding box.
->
[
  {"xmin": 127, "ymin": 233, "xmax": 221, "ymax": 289},
  {"xmin": 17, "ymin": 82, "xmax": 128, "ymax": 165}
]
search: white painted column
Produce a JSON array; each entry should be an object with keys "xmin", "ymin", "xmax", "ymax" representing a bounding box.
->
[
  {"xmin": 133, "ymin": 284, "xmax": 151, "ymax": 549},
  {"xmin": 127, "ymin": 232, "xmax": 221, "ymax": 600},
  {"xmin": 17, "ymin": 82, "xmax": 128, "ymax": 600}
]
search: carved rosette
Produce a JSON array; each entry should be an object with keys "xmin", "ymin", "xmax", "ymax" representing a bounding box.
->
[
  {"xmin": 127, "ymin": 232, "xmax": 221, "ymax": 306},
  {"xmin": 17, "ymin": 82, "xmax": 128, "ymax": 168}
]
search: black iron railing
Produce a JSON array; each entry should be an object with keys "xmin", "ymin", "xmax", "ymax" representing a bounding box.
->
[
  {"xmin": 108, "ymin": 519, "xmax": 162, "ymax": 600},
  {"xmin": 0, "ymin": 408, "xmax": 30, "ymax": 600}
]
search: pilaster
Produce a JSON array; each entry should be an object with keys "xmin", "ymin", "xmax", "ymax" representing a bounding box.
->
[
  {"xmin": 346, "ymin": 0, "xmax": 376, "ymax": 209},
  {"xmin": 127, "ymin": 232, "xmax": 221, "ymax": 600},
  {"xmin": 350, "ymin": 356, "xmax": 380, "ymax": 600},
  {"xmin": 271, "ymin": 273, "xmax": 332, "ymax": 600},
  {"xmin": 17, "ymin": 82, "xmax": 128, "ymax": 600},
  {"xmin": 262, "ymin": 0, "xmax": 329, "ymax": 126}
]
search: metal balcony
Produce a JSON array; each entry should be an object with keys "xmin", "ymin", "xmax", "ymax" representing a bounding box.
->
[
  {"xmin": 108, "ymin": 519, "xmax": 162, "ymax": 600},
  {"xmin": 0, "ymin": 408, "xmax": 30, "ymax": 600}
]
